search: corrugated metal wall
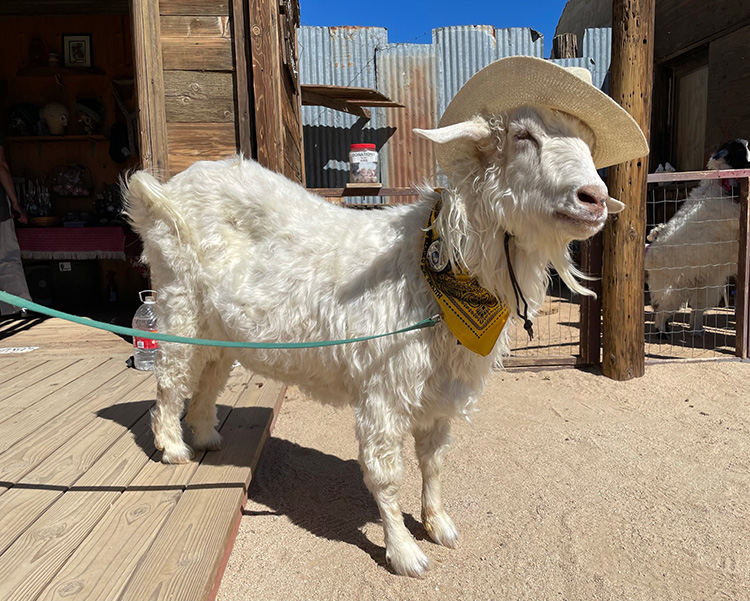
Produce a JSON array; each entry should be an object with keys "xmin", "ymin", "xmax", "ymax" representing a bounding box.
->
[{"xmin": 299, "ymin": 25, "xmax": 612, "ymax": 201}]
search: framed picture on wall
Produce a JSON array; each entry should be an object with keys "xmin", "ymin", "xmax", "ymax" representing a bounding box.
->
[{"xmin": 62, "ymin": 34, "xmax": 92, "ymax": 68}]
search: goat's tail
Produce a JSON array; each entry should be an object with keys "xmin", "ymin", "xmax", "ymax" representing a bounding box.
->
[{"xmin": 122, "ymin": 171, "xmax": 190, "ymax": 244}]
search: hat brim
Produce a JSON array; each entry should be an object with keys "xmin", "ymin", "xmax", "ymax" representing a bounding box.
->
[{"xmin": 436, "ymin": 56, "xmax": 649, "ymax": 174}]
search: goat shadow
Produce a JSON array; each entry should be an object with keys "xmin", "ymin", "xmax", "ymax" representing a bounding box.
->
[
  {"xmin": 246, "ymin": 436, "xmax": 428, "ymax": 569},
  {"xmin": 95, "ymin": 400, "xmax": 425, "ymax": 567}
]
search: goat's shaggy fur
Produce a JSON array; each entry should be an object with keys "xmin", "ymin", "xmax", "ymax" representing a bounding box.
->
[
  {"xmin": 125, "ymin": 105, "xmax": 622, "ymax": 577},
  {"xmin": 645, "ymin": 139, "xmax": 750, "ymax": 333}
]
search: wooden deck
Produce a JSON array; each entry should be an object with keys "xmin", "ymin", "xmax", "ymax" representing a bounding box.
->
[{"xmin": 0, "ymin": 315, "xmax": 285, "ymax": 601}]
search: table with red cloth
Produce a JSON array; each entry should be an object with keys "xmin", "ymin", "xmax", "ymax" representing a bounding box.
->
[{"xmin": 16, "ymin": 226, "xmax": 141, "ymax": 260}]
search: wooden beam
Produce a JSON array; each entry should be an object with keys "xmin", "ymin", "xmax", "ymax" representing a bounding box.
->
[
  {"xmin": 601, "ymin": 0, "xmax": 655, "ymax": 380},
  {"xmin": 230, "ymin": 0, "xmax": 255, "ymax": 157},
  {"xmin": 249, "ymin": 0, "xmax": 282, "ymax": 172},
  {"xmin": 131, "ymin": 0, "xmax": 170, "ymax": 179},
  {"xmin": 552, "ymin": 33, "xmax": 578, "ymax": 59},
  {"xmin": 736, "ymin": 177, "xmax": 750, "ymax": 358}
]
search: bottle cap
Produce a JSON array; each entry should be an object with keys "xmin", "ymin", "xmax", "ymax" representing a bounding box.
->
[
  {"xmin": 139, "ymin": 289, "xmax": 157, "ymax": 303},
  {"xmin": 350, "ymin": 143, "xmax": 376, "ymax": 151}
]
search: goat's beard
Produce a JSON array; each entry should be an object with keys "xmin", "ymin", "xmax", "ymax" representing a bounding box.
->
[{"xmin": 431, "ymin": 181, "xmax": 595, "ymax": 324}]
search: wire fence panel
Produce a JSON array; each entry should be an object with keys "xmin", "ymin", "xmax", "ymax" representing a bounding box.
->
[
  {"xmin": 644, "ymin": 172, "xmax": 745, "ymax": 361},
  {"xmin": 506, "ymin": 275, "xmax": 581, "ymax": 366}
]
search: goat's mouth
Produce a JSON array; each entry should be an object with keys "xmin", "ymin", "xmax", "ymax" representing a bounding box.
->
[{"xmin": 553, "ymin": 210, "xmax": 606, "ymax": 229}]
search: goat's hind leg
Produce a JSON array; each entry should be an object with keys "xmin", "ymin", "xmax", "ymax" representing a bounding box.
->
[
  {"xmin": 355, "ymin": 406, "xmax": 430, "ymax": 578},
  {"xmin": 186, "ymin": 354, "xmax": 232, "ymax": 451},
  {"xmin": 414, "ymin": 419, "xmax": 459, "ymax": 548},
  {"xmin": 152, "ymin": 340, "xmax": 201, "ymax": 464}
]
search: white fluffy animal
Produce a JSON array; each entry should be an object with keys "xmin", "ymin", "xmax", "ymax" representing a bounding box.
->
[
  {"xmin": 125, "ymin": 57, "xmax": 645, "ymax": 577},
  {"xmin": 645, "ymin": 139, "xmax": 750, "ymax": 334}
]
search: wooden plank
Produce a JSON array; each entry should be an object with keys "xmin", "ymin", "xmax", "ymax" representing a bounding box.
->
[
  {"xmin": 167, "ymin": 123, "xmax": 237, "ymax": 175},
  {"xmin": 0, "ymin": 358, "xmax": 122, "ymax": 454},
  {"xmin": 0, "ymin": 372, "xmax": 153, "ymax": 487},
  {"xmin": 249, "ymin": 0, "xmax": 282, "ymax": 172},
  {"xmin": 131, "ymin": 0, "xmax": 170, "ymax": 179},
  {"xmin": 231, "ymin": 0, "xmax": 257, "ymax": 158},
  {"xmin": 601, "ymin": 0, "xmax": 655, "ymax": 381},
  {"xmin": 159, "ymin": 0, "xmax": 229, "ymax": 16},
  {"xmin": 34, "ymin": 370, "xmax": 264, "ymax": 601},
  {"xmin": 0, "ymin": 490, "xmax": 122, "ymax": 601},
  {"xmin": 301, "ymin": 88, "xmax": 371, "ymax": 119},
  {"xmin": 0, "ymin": 489, "xmax": 62, "ymax": 556},
  {"xmin": 164, "ymin": 71, "xmax": 235, "ymax": 123},
  {"xmin": 551, "ymin": 33, "xmax": 578, "ymax": 60},
  {"xmin": 36, "ymin": 487, "xmax": 182, "ymax": 601},
  {"xmin": 119, "ymin": 375, "xmax": 283, "ymax": 601},
  {"xmin": 0, "ymin": 357, "xmax": 109, "ymax": 413},
  {"xmin": 160, "ymin": 15, "xmax": 231, "ymax": 37},
  {"xmin": 0, "ymin": 389, "xmax": 157, "ymax": 578},
  {"xmin": 162, "ymin": 37, "xmax": 234, "ymax": 71},
  {"xmin": 736, "ymin": 178, "xmax": 750, "ymax": 358},
  {"xmin": 647, "ymin": 168, "xmax": 750, "ymax": 183},
  {"xmin": 0, "ymin": 358, "xmax": 49, "ymax": 385}
]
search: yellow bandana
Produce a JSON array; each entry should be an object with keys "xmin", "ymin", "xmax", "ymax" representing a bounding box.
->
[{"xmin": 420, "ymin": 199, "xmax": 510, "ymax": 356}]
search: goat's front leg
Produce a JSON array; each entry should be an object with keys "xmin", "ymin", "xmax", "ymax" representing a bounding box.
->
[
  {"xmin": 186, "ymin": 357, "xmax": 232, "ymax": 451},
  {"xmin": 355, "ymin": 407, "xmax": 430, "ymax": 578},
  {"xmin": 414, "ymin": 419, "xmax": 459, "ymax": 548}
]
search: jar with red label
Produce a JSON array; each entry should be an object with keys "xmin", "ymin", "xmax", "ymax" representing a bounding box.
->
[{"xmin": 349, "ymin": 143, "xmax": 379, "ymax": 183}]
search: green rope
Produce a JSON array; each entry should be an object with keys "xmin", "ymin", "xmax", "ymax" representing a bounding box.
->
[{"xmin": 0, "ymin": 290, "xmax": 440, "ymax": 349}]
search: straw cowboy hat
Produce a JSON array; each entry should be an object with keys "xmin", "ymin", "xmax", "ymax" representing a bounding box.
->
[{"xmin": 435, "ymin": 55, "xmax": 649, "ymax": 175}]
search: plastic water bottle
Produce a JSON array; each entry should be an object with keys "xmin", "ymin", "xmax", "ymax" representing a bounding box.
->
[{"xmin": 132, "ymin": 290, "xmax": 158, "ymax": 371}]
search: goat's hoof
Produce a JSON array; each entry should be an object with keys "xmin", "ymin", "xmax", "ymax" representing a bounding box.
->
[
  {"xmin": 423, "ymin": 509, "xmax": 459, "ymax": 549},
  {"xmin": 192, "ymin": 428, "xmax": 223, "ymax": 452},
  {"xmin": 161, "ymin": 443, "xmax": 194, "ymax": 464},
  {"xmin": 386, "ymin": 540, "xmax": 431, "ymax": 578}
]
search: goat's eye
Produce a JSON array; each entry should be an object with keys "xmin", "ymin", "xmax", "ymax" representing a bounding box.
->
[{"xmin": 514, "ymin": 130, "xmax": 538, "ymax": 146}]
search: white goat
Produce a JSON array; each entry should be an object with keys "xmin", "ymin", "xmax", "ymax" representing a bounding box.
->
[
  {"xmin": 125, "ymin": 59, "xmax": 643, "ymax": 576},
  {"xmin": 645, "ymin": 139, "xmax": 750, "ymax": 334}
]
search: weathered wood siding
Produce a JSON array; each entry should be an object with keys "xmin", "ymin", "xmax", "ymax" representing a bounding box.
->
[
  {"xmin": 155, "ymin": 0, "xmax": 302, "ymax": 182},
  {"xmin": 159, "ymin": 0, "xmax": 237, "ymax": 176},
  {"xmin": 249, "ymin": 0, "xmax": 303, "ymax": 183}
]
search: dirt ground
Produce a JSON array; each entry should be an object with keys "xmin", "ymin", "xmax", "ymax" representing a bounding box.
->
[{"xmin": 216, "ymin": 360, "xmax": 750, "ymax": 601}]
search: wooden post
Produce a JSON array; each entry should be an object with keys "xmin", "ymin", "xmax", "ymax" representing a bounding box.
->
[
  {"xmin": 130, "ymin": 0, "xmax": 170, "ymax": 180},
  {"xmin": 601, "ymin": 0, "xmax": 655, "ymax": 380},
  {"xmin": 736, "ymin": 177, "xmax": 750, "ymax": 358},
  {"xmin": 552, "ymin": 34, "xmax": 579, "ymax": 60}
]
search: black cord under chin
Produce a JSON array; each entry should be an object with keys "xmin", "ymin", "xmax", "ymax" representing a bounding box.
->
[{"xmin": 504, "ymin": 232, "xmax": 534, "ymax": 341}]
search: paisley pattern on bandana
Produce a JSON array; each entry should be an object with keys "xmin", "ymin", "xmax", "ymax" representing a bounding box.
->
[{"xmin": 420, "ymin": 199, "xmax": 509, "ymax": 356}]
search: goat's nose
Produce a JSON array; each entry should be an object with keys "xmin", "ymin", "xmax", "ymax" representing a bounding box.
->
[{"xmin": 576, "ymin": 185, "xmax": 608, "ymax": 208}]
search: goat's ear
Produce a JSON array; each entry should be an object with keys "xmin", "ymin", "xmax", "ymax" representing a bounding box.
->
[
  {"xmin": 606, "ymin": 197, "xmax": 625, "ymax": 214},
  {"xmin": 413, "ymin": 120, "xmax": 492, "ymax": 144}
]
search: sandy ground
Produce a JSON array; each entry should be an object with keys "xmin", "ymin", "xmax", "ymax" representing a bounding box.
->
[{"xmin": 216, "ymin": 360, "xmax": 750, "ymax": 601}]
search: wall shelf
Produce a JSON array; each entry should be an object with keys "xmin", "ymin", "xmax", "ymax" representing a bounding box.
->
[
  {"xmin": 16, "ymin": 65, "xmax": 106, "ymax": 77},
  {"xmin": 7, "ymin": 135, "xmax": 108, "ymax": 144}
]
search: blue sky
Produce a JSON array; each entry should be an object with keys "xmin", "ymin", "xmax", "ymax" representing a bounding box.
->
[{"xmin": 300, "ymin": 0, "xmax": 570, "ymax": 57}]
